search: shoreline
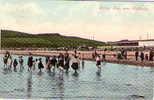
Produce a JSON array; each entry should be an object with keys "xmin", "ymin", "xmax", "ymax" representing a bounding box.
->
[{"xmin": 0, "ymin": 50, "xmax": 154, "ymax": 67}]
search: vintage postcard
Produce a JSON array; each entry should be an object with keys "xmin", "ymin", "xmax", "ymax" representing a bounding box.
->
[{"xmin": 0, "ymin": 0, "xmax": 154, "ymax": 100}]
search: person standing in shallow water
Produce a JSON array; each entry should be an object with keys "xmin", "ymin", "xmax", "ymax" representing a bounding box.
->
[
  {"xmin": 96, "ymin": 55, "xmax": 101, "ymax": 74},
  {"xmin": 46, "ymin": 56, "xmax": 50, "ymax": 64},
  {"xmin": 27, "ymin": 54, "xmax": 33, "ymax": 72},
  {"xmin": 13, "ymin": 59, "xmax": 18, "ymax": 72},
  {"xmin": 38, "ymin": 58, "xmax": 44, "ymax": 72},
  {"xmin": 81, "ymin": 54, "xmax": 85, "ymax": 69},
  {"xmin": 3, "ymin": 55, "xmax": 8, "ymax": 68},
  {"xmin": 7, "ymin": 56, "xmax": 13, "ymax": 70},
  {"xmin": 51, "ymin": 56, "xmax": 57, "ymax": 72},
  {"xmin": 19, "ymin": 56, "xmax": 24, "ymax": 70},
  {"xmin": 71, "ymin": 55, "xmax": 80, "ymax": 74},
  {"xmin": 64, "ymin": 53, "xmax": 70, "ymax": 73},
  {"xmin": 58, "ymin": 53, "xmax": 65, "ymax": 77}
]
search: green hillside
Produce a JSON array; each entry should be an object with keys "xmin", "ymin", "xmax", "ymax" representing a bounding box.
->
[{"xmin": 1, "ymin": 30, "xmax": 109, "ymax": 49}]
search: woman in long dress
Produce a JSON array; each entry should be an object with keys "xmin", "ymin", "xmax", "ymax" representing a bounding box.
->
[
  {"xmin": 64, "ymin": 53, "xmax": 70, "ymax": 73},
  {"xmin": 7, "ymin": 56, "xmax": 13, "ymax": 70},
  {"xmin": 38, "ymin": 58, "xmax": 44, "ymax": 72},
  {"xmin": 96, "ymin": 55, "xmax": 101, "ymax": 74},
  {"xmin": 71, "ymin": 55, "xmax": 80, "ymax": 74},
  {"xmin": 50, "ymin": 56, "xmax": 57, "ymax": 72},
  {"xmin": 58, "ymin": 54, "xmax": 65, "ymax": 77},
  {"xmin": 27, "ymin": 55, "xmax": 33, "ymax": 72},
  {"xmin": 13, "ymin": 59, "xmax": 18, "ymax": 72},
  {"xmin": 3, "ymin": 55, "xmax": 8, "ymax": 68},
  {"xmin": 19, "ymin": 56, "xmax": 24, "ymax": 70}
]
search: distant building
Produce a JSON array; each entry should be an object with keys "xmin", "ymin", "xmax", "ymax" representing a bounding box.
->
[
  {"xmin": 109, "ymin": 40, "xmax": 138, "ymax": 46},
  {"xmin": 108, "ymin": 39, "xmax": 154, "ymax": 47},
  {"xmin": 138, "ymin": 40, "xmax": 154, "ymax": 47}
]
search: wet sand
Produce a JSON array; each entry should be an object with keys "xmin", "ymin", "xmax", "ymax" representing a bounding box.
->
[{"xmin": 0, "ymin": 50, "xmax": 154, "ymax": 67}]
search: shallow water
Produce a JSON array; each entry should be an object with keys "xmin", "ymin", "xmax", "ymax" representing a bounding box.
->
[{"xmin": 0, "ymin": 54, "xmax": 153, "ymax": 100}]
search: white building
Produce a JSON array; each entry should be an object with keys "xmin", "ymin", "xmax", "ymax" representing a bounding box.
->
[{"xmin": 138, "ymin": 40, "xmax": 154, "ymax": 47}]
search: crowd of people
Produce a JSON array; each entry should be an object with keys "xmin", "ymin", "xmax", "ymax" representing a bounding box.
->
[
  {"xmin": 135, "ymin": 50, "xmax": 154, "ymax": 61},
  {"xmin": 2, "ymin": 49, "xmax": 153, "ymax": 77},
  {"xmin": 2, "ymin": 51, "xmax": 104, "ymax": 78},
  {"xmin": 115, "ymin": 49, "xmax": 154, "ymax": 62}
]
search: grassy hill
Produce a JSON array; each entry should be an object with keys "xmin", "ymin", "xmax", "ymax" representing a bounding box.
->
[{"xmin": 1, "ymin": 30, "xmax": 109, "ymax": 49}]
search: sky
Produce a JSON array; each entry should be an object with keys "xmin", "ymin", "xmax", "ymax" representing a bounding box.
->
[{"xmin": 0, "ymin": 0, "xmax": 154, "ymax": 41}]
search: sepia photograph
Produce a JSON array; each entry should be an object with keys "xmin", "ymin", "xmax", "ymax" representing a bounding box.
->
[{"xmin": 0, "ymin": 0, "xmax": 154, "ymax": 100}]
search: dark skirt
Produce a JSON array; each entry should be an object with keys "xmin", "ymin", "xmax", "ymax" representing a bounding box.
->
[
  {"xmin": 58, "ymin": 60, "xmax": 64, "ymax": 67},
  {"xmin": 38, "ymin": 63, "xmax": 44, "ymax": 69},
  {"xmin": 71, "ymin": 63, "xmax": 78, "ymax": 70},
  {"xmin": 64, "ymin": 63, "xmax": 69, "ymax": 70},
  {"xmin": 4, "ymin": 58, "xmax": 7, "ymax": 64},
  {"xmin": 96, "ymin": 61, "xmax": 101, "ymax": 66}
]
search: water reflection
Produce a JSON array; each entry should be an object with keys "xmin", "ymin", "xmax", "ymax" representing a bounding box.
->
[
  {"xmin": 27, "ymin": 72, "xmax": 32, "ymax": 98},
  {"xmin": 57, "ymin": 79, "xmax": 64, "ymax": 100},
  {"xmin": 150, "ymin": 67, "xmax": 154, "ymax": 72}
]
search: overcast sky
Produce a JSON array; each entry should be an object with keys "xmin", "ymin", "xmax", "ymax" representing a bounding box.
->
[{"xmin": 1, "ymin": 0, "xmax": 154, "ymax": 41}]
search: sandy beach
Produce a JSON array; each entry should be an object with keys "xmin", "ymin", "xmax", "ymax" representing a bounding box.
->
[{"xmin": 0, "ymin": 50, "xmax": 153, "ymax": 67}]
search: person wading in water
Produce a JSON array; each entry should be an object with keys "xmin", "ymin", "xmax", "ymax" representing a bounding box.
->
[
  {"xmin": 64, "ymin": 53, "xmax": 70, "ymax": 73},
  {"xmin": 50, "ymin": 56, "xmax": 57, "ymax": 73},
  {"xmin": 71, "ymin": 55, "xmax": 80, "ymax": 75},
  {"xmin": 58, "ymin": 53, "xmax": 65, "ymax": 78},
  {"xmin": 38, "ymin": 58, "xmax": 44, "ymax": 72},
  {"xmin": 19, "ymin": 56, "xmax": 24, "ymax": 70},
  {"xmin": 7, "ymin": 56, "xmax": 13, "ymax": 70},
  {"xmin": 96, "ymin": 55, "xmax": 101, "ymax": 75},
  {"xmin": 3, "ymin": 55, "xmax": 8, "ymax": 68},
  {"xmin": 27, "ymin": 53, "xmax": 33, "ymax": 72},
  {"xmin": 13, "ymin": 59, "xmax": 18, "ymax": 72}
]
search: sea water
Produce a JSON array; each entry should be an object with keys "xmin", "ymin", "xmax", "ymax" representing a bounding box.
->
[{"xmin": 0, "ymin": 54, "xmax": 153, "ymax": 100}]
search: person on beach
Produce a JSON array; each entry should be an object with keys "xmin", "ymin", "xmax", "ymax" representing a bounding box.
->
[
  {"xmin": 27, "ymin": 54, "xmax": 33, "ymax": 71},
  {"xmin": 7, "ymin": 56, "xmax": 13, "ymax": 70},
  {"xmin": 124, "ymin": 51, "xmax": 127, "ymax": 60},
  {"xmin": 149, "ymin": 50, "xmax": 153, "ymax": 61},
  {"xmin": 38, "ymin": 58, "xmax": 44, "ymax": 72},
  {"xmin": 3, "ymin": 55, "xmax": 8, "ymax": 68},
  {"xmin": 71, "ymin": 55, "xmax": 80, "ymax": 74},
  {"xmin": 140, "ymin": 51, "xmax": 144, "ymax": 62},
  {"xmin": 13, "ymin": 59, "xmax": 18, "ymax": 72},
  {"xmin": 135, "ymin": 51, "xmax": 139, "ymax": 61},
  {"xmin": 96, "ymin": 55, "xmax": 101, "ymax": 73},
  {"xmin": 145, "ymin": 54, "xmax": 149, "ymax": 61},
  {"xmin": 19, "ymin": 56, "xmax": 24, "ymax": 70}
]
